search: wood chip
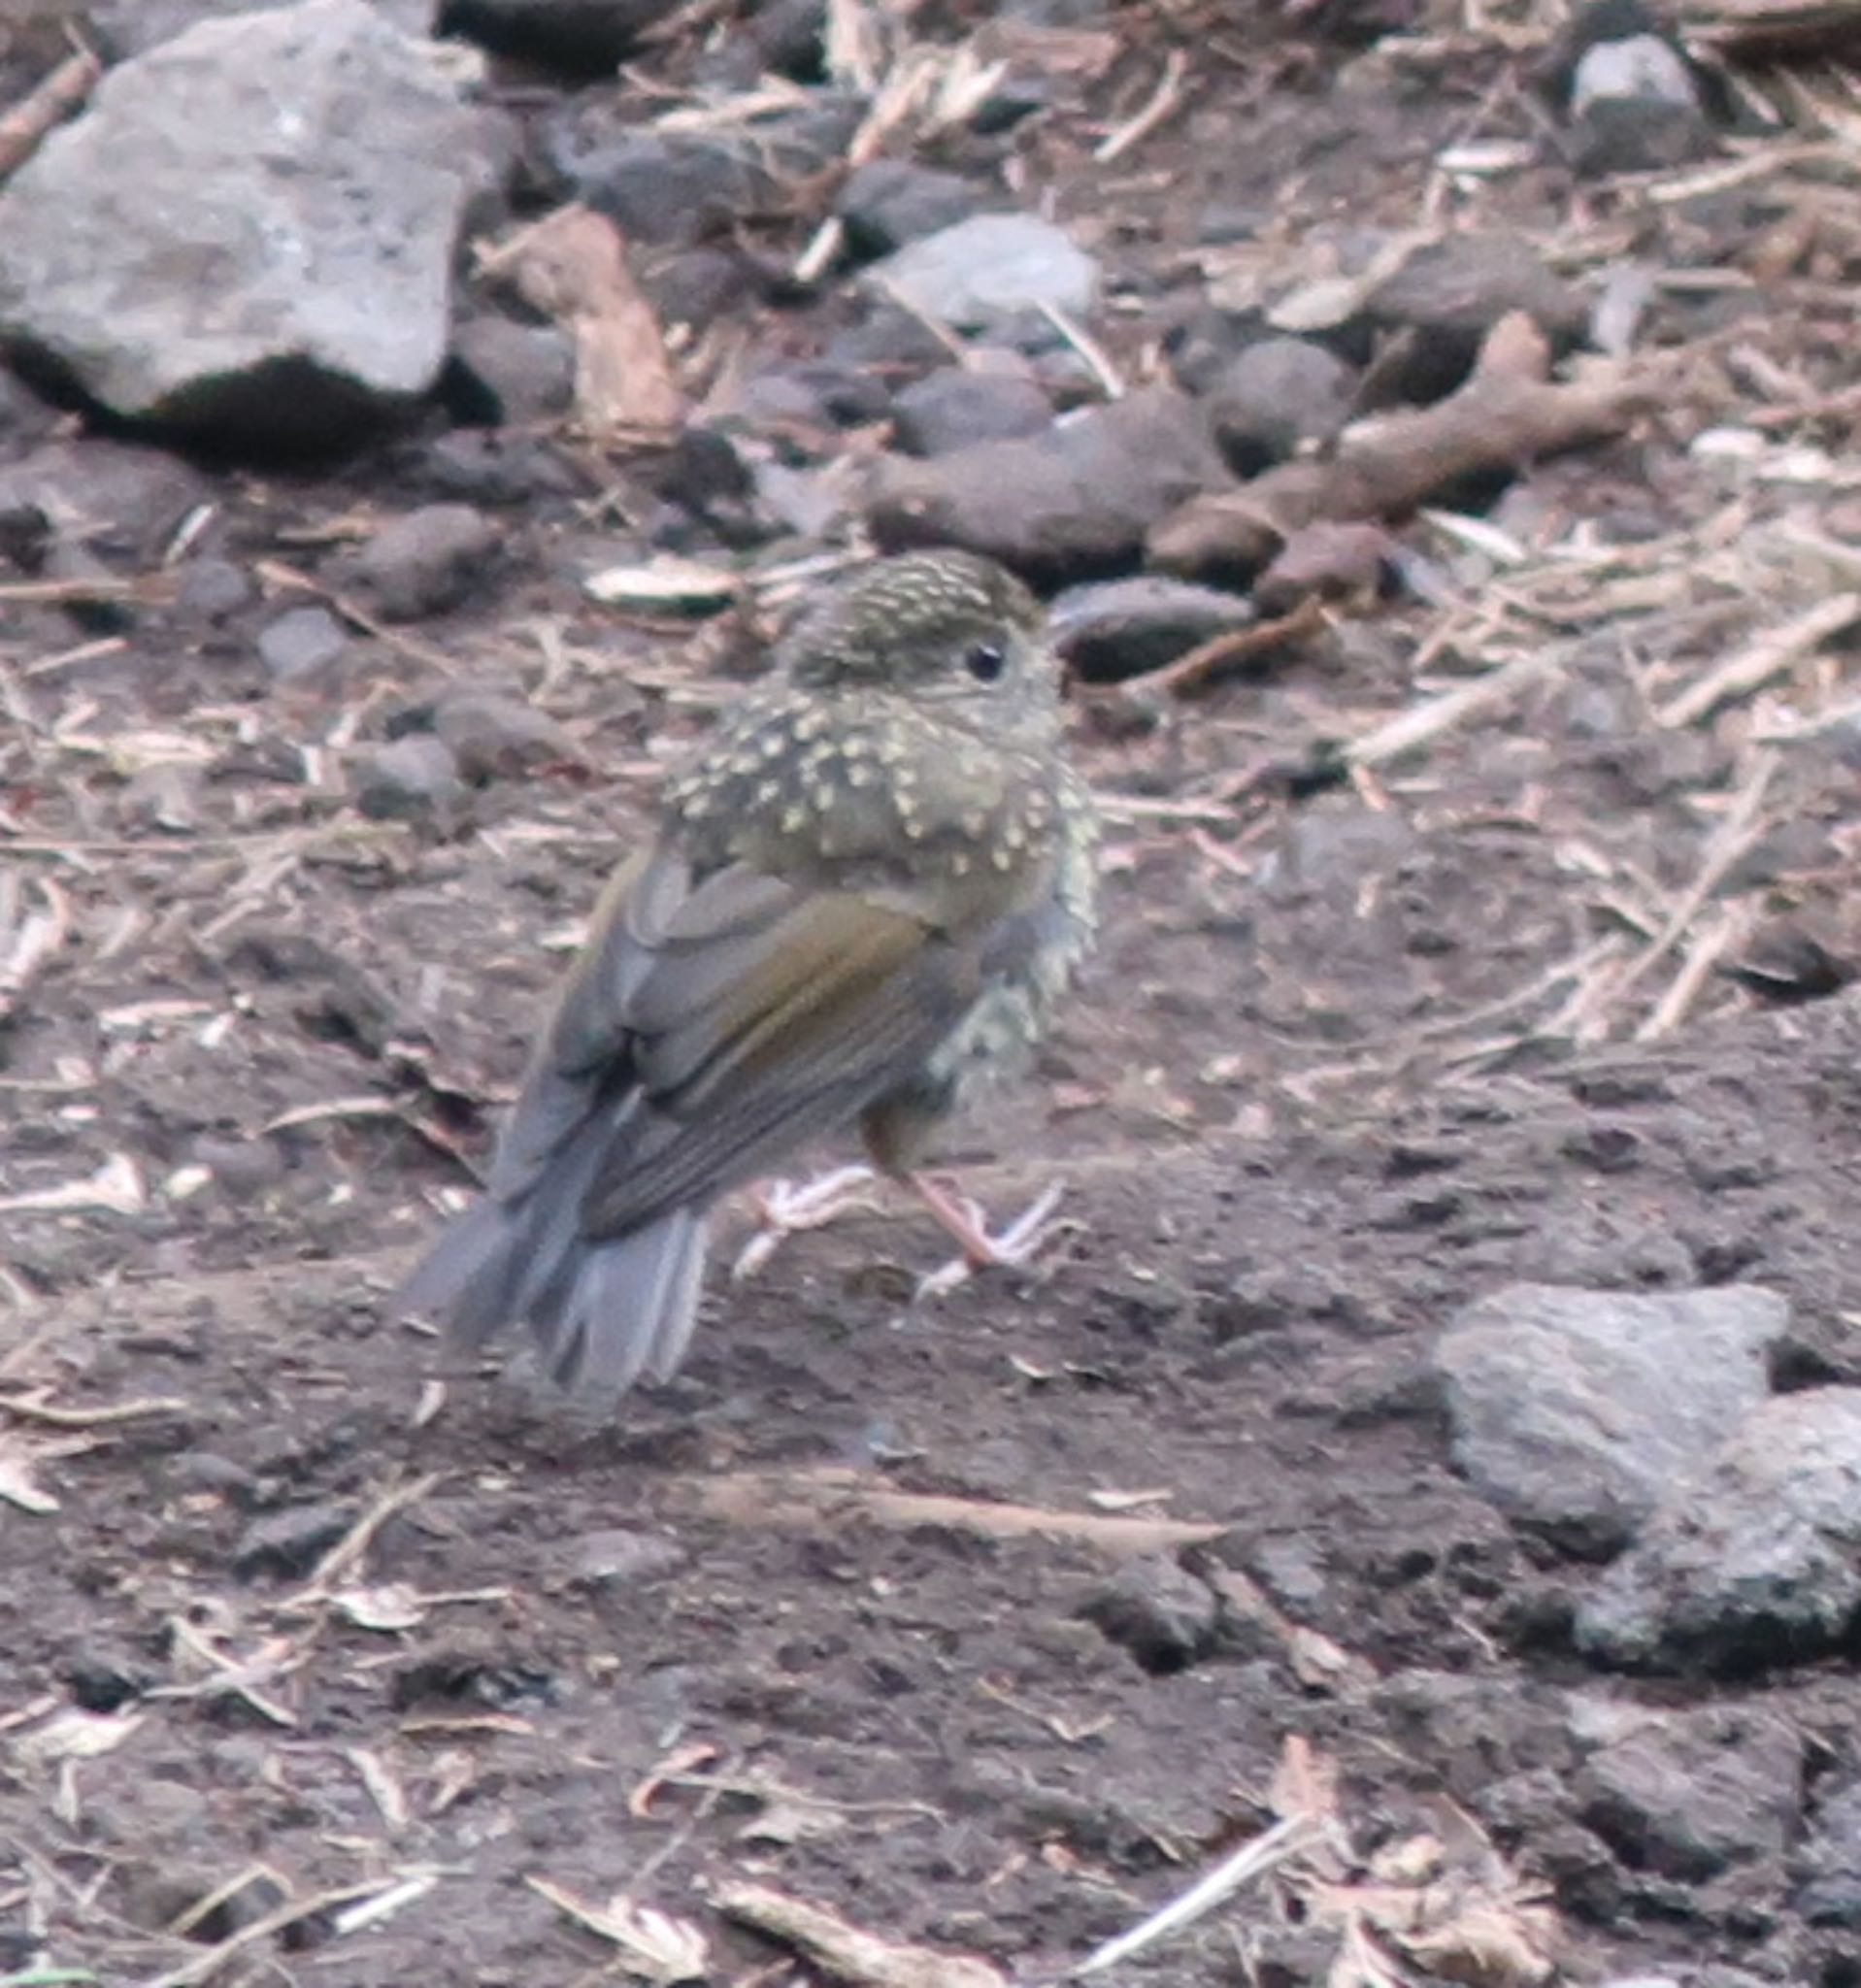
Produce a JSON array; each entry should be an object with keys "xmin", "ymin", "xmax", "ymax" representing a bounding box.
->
[{"xmin": 481, "ymin": 205, "xmax": 686, "ymax": 443}]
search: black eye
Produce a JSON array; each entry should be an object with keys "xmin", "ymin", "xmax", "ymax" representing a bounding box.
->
[{"xmin": 965, "ymin": 643, "xmax": 1007, "ymax": 682}]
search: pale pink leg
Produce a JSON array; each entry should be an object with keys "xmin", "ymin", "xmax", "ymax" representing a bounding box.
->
[
  {"xmin": 909, "ymin": 1173, "xmax": 1068, "ymax": 1300},
  {"xmin": 730, "ymin": 1165, "xmax": 881, "ymax": 1280}
]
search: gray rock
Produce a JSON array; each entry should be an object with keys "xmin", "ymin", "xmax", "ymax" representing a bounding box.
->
[
  {"xmin": 436, "ymin": 0, "xmax": 681, "ymax": 73},
  {"xmin": 1571, "ymin": 94, "xmax": 1715, "ymax": 177},
  {"xmin": 824, "ymin": 307, "xmax": 956, "ymax": 377},
  {"xmin": 432, "ymin": 689, "xmax": 577, "ymax": 780},
  {"xmin": 566, "ymin": 132, "xmax": 773, "ymax": 248},
  {"xmin": 1373, "ymin": 1670, "xmax": 1572, "ymax": 1797},
  {"xmin": 870, "ymin": 213, "xmax": 1100, "ymax": 332},
  {"xmin": 350, "ymin": 734, "xmax": 468, "ymax": 820},
  {"xmin": 0, "ymin": 439, "xmax": 212, "ymax": 563},
  {"xmin": 1570, "ymin": 31, "xmax": 1701, "ymax": 119},
  {"xmin": 566, "ymin": 1528, "xmax": 687, "ymax": 1589},
  {"xmin": 91, "ymin": 0, "xmax": 437, "ymax": 55},
  {"xmin": 1047, "ymin": 575, "xmax": 1254, "ymax": 682},
  {"xmin": 890, "ymin": 367, "xmax": 1052, "ymax": 456},
  {"xmin": 452, "ymin": 315, "xmax": 576, "ymax": 423},
  {"xmin": 340, "ymin": 504, "xmax": 500, "ymax": 620},
  {"xmin": 544, "ymin": 92, "xmax": 858, "ymax": 244},
  {"xmin": 1165, "ymin": 305, "xmax": 1257, "ymax": 396},
  {"xmin": 1204, "ymin": 336, "xmax": 1356, "ymax": 471},
  {"xmin": 1078, "ymin": 1557, "xmax": 1218, "ymax": 1673},
  {"xmin": 1436, "ymin": 1282, "xmax": 1787, "ymax": 1555},
  {"xmin": 1366, "ymin": 231, "xmax": 1589, "ymax": 345},
  {"xmin": 1577, "ymin": 1387, "xmax": 1861, "ymax": 1672},
  {"xmin": 838, "ymin": 159, "xmax": 983, "ymax": 257},
  {"xmin": 0, "ymin": 0, "xmax": 493, "ymax": 447},
  {"xmin": 234, "ymin": 1499, "xmax": 353, "ymax": 1579},
  {"xmin": 1795, "ymin": 1776, "xmax": 1861, "ymax": 1926},
  {"xmin": 257, "ymin": 605, "xmax": 349, "ymax": 680},
  {"xmin": 1571, "ymin": 1699, "xmax": 1802, "ymax": 1881},
  {"xmin": 409, "ymin": 431, "xmax": 580, "ymax": 507},
  {"xmin": 175, "ymin": 558, "xmax": 254, "ymax": 623},
  {"xmin": 867, "ymin": 386, "xmax": 1227, "ymax": 583},
  {"xmin": 748, "ymin": 0, "xmax": 826, "ymax": 79}
]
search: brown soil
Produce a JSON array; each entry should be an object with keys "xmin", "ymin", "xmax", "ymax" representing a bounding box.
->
[{"xmin": 6, "ymin": 7, "xmax": 1861, "ymax": 1986}]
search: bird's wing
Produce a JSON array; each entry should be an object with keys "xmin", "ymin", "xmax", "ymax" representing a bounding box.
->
[{"xmin": 488, "ymin": 844, "xmax": 980, "ymax": 1237}]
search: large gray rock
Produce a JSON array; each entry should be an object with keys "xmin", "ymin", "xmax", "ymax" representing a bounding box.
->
[
  {"xmin": 1569, "ymin": 1697, "xmax": 1803, "ymax": 1882},
  {"xmin": 88, "ymin": 0, "xmax": 436, "ymax": 55},
  {"xmin": 867, "ymin": 387, "xmax": 1227, "ymax": 584},
  {"xmin": 1577, "ymin": 1387, "xmax": 1861, "ymax": 1672},
  {"xmin": 869, "ymin": 214, "xmax": 1100, "ymax": 332},
  {"xmin": 1436, "ymin": 1282, "xmax": 1786, "ymax": 1556},
  {"xmin": 0, "ymin": 0, "xmax": 494, "ymax": 448}
]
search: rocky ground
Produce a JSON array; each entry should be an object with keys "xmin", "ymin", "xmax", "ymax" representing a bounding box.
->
[{"xmin": 6, "ymin": 0, "xmax": 1861, "ymax": 1983}]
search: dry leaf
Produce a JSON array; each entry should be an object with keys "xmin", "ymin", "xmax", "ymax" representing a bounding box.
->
[
  {"xmin": 527, "ymin": 1880, "xmax": 708, "ymax": 1984},
  {"xmin": 0, "ymin": 1152, "xmax": 146, "ymax": 1215},
  {"xmin": 12, "ymin": 1706, "xmax": 143, "ymax": 1767},
  {"xmin": 584, "ymin": 557, "xmax": 740, "ymax": 613},
  {"xmin": 334, "ymin": 1583, "xmax": 429, "ymax": 1633}
]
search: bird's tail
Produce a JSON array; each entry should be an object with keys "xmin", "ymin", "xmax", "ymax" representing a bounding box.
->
[{"xmin": 397, "ymin": 1172, "xmax": 711, "ymax": 1401}]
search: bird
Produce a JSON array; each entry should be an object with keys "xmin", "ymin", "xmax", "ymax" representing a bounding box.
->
[{"xmin": 398, "ymin": 547, "xmax": 1099, "ymax": 1401}]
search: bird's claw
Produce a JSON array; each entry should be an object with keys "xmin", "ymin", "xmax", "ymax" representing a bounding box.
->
[
  {"xmin": 732, "ymin": 1164, "xmax": 880, "ymax": 1280},
  {"xmin": 914, "ymin": 1181, "xmax": 1068, "ymax": 1301}
]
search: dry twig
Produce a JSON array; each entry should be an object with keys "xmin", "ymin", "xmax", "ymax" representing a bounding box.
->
[
  {"xmin": 690, "ymin": 1467, "xmax": 1224, "ymax": 1556},
  {"xmin": 0, "ymin": 44, "xmax": 102, "ymax": 180},
  {"xmin": 718, "ymin": 1884, "xmax": 1007, "ymax": 1988},
  {"xmin": 1653, "ymin": 593, "xmax": 1861, "ymax": 727},
  {"xmin": 1150, "ymin": 314, "xmax": 1661, "ymax": 575}
]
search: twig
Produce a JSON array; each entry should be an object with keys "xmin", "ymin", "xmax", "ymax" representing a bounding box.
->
[
  {"xmin": 134, "ymin": 1875, "xmax": 415, "ymax": 1988},
  {"xmin": 718, "ymin": 1884, "xmax": 1007, "ymax": 1988},
  {"xmin": 0, "ymin": 577, "xmax": 165, "ymax": 605},
  {"xmin": 1635, "ymin": 904, "xmax": 1749, "ymax": 1041},
  {"xmin": 21, "ymin": 637, "xmax": 129, "ymax": 679},
  {"xmin": 1035, "ymin": 301, "xmax": 1125, "ymax": 399},
  {"xmin": 291, "ymin": 1472, "xmax": 443, "ymax": 1604},
  {"xmin": 1073, "ymin": 1816, "xmax": 1315, "ymax": 1976},
  {"xmin": 253, "ymin": 559, "xmax": 458, "ymax": 678},
  {"xmin": 1151, "ymin": 314, "xmax": 1661, "ymax": 575},
  {"xmin": 690, "ymin": 1468, "xmax": 1224, "ymax": 1556},
  {"xmin": 1094, "ymin": 48, "xmax": 1189, "ymax": 162},
  {"xmin": 1146, "ymin": 596, "xmax": 1327, "ymax": 696},
  {"xmin": 1653, "ymin": 593, "xmax": 1861, "ymax": 727},
  {"xmin": 1605, "ymin": 749, "xmax": 1779, "ymax": 1016},
  {"xmin": 0, "ymin": 1390, "xmax": 190, "ymax": 1428},
  {"xmin": 0, "ymin": 44, "xmax": 102, "ymax": 180},
  {"xmin": 1346, "ymin": 646, "xmax": 1568, "ymax": 769}
]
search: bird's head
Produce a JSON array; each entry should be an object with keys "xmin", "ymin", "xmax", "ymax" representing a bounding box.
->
[{"xmin": 782, "ymin": 550, "xmax": 1060, "ymax": 745}]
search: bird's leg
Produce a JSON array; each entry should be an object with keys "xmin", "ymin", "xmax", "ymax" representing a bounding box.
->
[
  {"xmin": 909, "ymin": 1173, "xmax": 1068, "ymax": 1300},
  {"xmin": 730, "ymin": 1164, "xmax": 881, "ymax": 1280}
]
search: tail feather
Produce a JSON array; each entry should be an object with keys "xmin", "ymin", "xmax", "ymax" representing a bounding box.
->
[
  {"xmin": 397, "ymin": 1157, "xmax": 713, "ymax": 1402},
  {"xmin": 548, "ymin": 1209, "xmax": 710, "ymax": 1397}
]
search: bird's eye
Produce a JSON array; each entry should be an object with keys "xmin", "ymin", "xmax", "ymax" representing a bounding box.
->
[{"xmin": 965, "ymin": 642, "xmax": 1007, "ymax": 683}]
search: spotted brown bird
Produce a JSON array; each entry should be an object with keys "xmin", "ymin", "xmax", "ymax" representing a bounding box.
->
[{"xmin": 400, "ymin": 548, "xmax": 1099, "ymax": 1399}]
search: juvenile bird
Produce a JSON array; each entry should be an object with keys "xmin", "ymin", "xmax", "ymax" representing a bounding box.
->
[{"xmin": 399, "ymin": 548, "xmax": 1098, "ymax": 1399}]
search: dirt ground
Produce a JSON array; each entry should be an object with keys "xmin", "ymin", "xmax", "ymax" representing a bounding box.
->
[{"xmin": 8, "ymin": 3, "xmax": 1861, "ymax": 1985}]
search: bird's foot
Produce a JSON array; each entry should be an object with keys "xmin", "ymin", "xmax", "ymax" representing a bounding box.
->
[
  {"xmin": 910, "ymin": 1174, "xmax": 1068, "ymax": 1301},
  {"xmin": 731, "ymin": 1165, "xmax": 881, "ymax": 1280}
]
